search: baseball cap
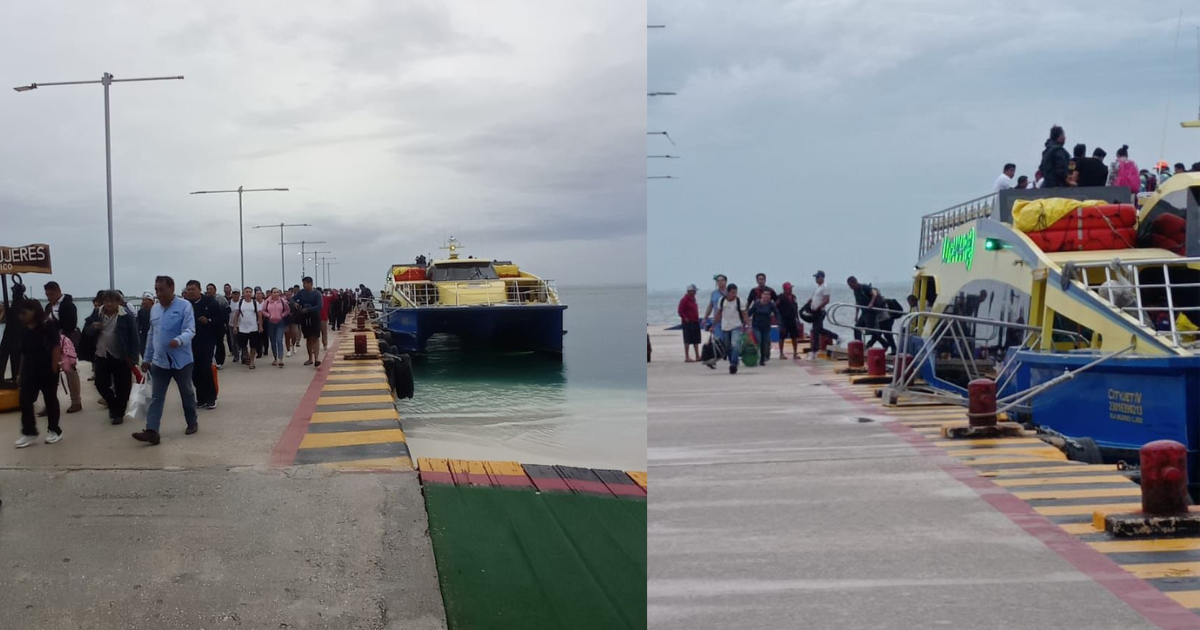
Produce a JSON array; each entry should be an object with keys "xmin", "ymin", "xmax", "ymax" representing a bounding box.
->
[
  {"xmin": 686, "ymin": 284, "xmax": 698, "ymax": 291},
  {"xmin": 782, "ymin": 282, "xmax": 793, "ymax": 290},
  {"xmin": 813, "ymin": 270, "xmax": 825, "ymax": 278}
]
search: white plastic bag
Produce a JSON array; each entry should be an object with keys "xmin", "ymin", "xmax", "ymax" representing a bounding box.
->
[{"xmin": 125, "ymin": 372, "xmax": 151, "ymax": 424}]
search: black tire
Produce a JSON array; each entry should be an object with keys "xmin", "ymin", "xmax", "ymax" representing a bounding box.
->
[
  {"xmin": 381, "ymin": 355, "xmax": 397, "ymax": 392},
  {"xmin": 395, "ymin": 354, "xmax": 414, "ymax": 399},
  {"xmin": 1063, "ymin": 437, "xmax": 1104, "ymax": 465}
]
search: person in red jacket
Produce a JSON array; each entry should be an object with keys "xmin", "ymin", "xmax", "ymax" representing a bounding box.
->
[
  {"xmin": 320, "ymin": 289, "xmax": 336, "ymax": 351},
  {"xmin": 678, "ymin": 284, "xmax": 701, "ymax": 362}
]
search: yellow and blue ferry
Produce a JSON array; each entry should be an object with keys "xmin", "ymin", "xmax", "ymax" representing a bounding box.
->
[{"xmin": 381, "ymin": 238, "xmax": 566, "ymax": 354}]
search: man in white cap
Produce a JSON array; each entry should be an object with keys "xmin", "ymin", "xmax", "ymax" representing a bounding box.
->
[
  {"xmin": 677, "ymin": 284, "xmax": 701, "ymax": 362},
  {"xmin": 805, "ymin": 270, "xmax": 832, "ymax": 360}
]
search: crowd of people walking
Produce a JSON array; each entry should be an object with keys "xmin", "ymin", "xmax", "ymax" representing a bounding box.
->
[{"xmin": 0, "ymin": 277, "xmax": 365, "ymax": 447}]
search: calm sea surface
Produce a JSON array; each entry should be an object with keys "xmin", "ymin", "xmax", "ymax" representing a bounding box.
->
[{"xmin": 399, "ymin": 285, "xmax": 646, "ymax": 471}]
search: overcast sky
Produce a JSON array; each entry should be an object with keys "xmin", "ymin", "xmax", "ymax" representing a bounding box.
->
[
  {"xmin": 649, "ymin": 0, "xmax": 1200, "ymax": 292},
  {"xmin": 1, "ymin": 0, "xmax": 645, "ymax": 299}
]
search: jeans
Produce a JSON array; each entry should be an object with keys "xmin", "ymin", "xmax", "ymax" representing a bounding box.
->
[
  {"xmin": 753, "ymin": 325, "xmax": 771, "ymax": 364},
  {"xmin": 721, "ymin": 330, "xmax": 740, "ymax": 366},
  {"xmin": 19, "ymin": 367, "xmax": 60, "ymax": 436},
  {"xmin": 146, "ymin": 363, "xmax": 197, "ymax": 432},
  {"xmin": 226, "ymin": 324, "xmax": 241, "ymax": 362},
  {"xmin": 266, "ymin": 321, "xmax": 286, "ymax": 360},
  {"xmin": 191, "ymin": 342, "xmax": 216, "ymax": 406},
  {"xmin": 94, "ymin": 355, "xmax": 133, "ymax": 419}
]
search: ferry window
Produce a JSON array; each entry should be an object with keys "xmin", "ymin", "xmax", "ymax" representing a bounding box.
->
[
  {"xmin": 1052, "ymin": 313, "xmax": 1093, "ymax": 348},
  {"xmin": 428, "ymin": 262, "xmax": 499, "ymax": 282}
]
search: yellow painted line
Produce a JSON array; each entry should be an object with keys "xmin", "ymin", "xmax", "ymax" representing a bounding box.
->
[
  {"xmin": 992, "ymin": 475, "xmax": 1134, "ymax": 488},
  {"xmin": 937, "ymin": 438, "xmax": 1046, "ymax": 448},
  {"xmin": 298, "ymin": 428, "xmax": 407, "ymax": 449},
  {"xmin": 953, "ymin": 448, "xmax": 1067, "ymax": 460},
  {"xmin": 319, "ymin": 456, "xmax": 413, "ymax": 470},
  {"xmin": 1167, "ymin": 591, "xmax": 1200, "ymax": 609},
  {"xmin": 449, "ymin": 459, "xmax": 487, "ymax": 476},
  {"xmin": 326, "ymin": 373, "xmax": 389, "ymax": 382},
  {"xmin": 1091, "ymin": 538, "xmax": 1200, "ymax": 554},
  {"xmin": 419, "ymin": 458, "xmax": 450, "ymax": 473},
  {"xmin": 627, "ymin": 471, "xmax": 647, "ymax": 488},
  {"xmin": 980, "ymin": 464, "xmax": 1116, "ymax": 476},
  {"xmin": 1121, "ymin": 561, "xmax": 1200, "ymax": 580},
  {"xmin": 1013, "ymin": 487, "xmax": 1142, "ymax": 501},
  {"xmin": 964, "ymin": 456, "xmax": 1068, "ymax": 466},
  {"xmin": 329, "ymin": 365, "xmax": 385, "ymax": 371},
  {"xmin": 322, "ymin": 382, "xmax": 390, "ymax": 392},
  {"xmin": 485, "ymin": 461, "xmax": 526, "ymax": 477},
  {"xmin": 899, "ymin": 419, "xmax": 973, "ymax": 427},
  {"xmin": 316, "ymin": 394, "xmax": 395, "ymax": 405},
  {"xmin": 309, "ymin": 408, "xmax": 400, "ymax": 423},
  {"xmin": 1035, "ymin": 502, "xmax": 1140, "ymax": 517},
  {"xmin": 1058, "ymin": 522, "xmax": 1101, "ymax": 535}
]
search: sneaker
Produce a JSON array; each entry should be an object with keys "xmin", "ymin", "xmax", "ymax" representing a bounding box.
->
[
  {"xmin": 203, "ymin": 402, "xmax": 217, "ymax": 410},
  {"xmin": 303, "ymin": 359, "xmax": 313, "ymax": 366},
  {"xmin": 315, "ymin": 360, "xmax": 322, "ymax": 368},
  {"xmin": 14, "ymin": 435, "xmax": 38, "ymax": 448},
  {"xmin": 185, "ymin": 425, "xmax": 198, "ymax": 435},
  {"xmin": 66, "ymin": 403, "xmax": 83, "ymax": 413},
  {"xmin": 286, "ymin": 350, "xmax": 293, "ymax": 358},
  {"xmin": 729, "ymin": 365, "xmax": 738, "ymax": 374},
  {"xmin": 216, "ymin": 364, "xmax": 224, "ymax": 371},
  {"xmin": 132, "ymin": 430, "xmax": 160, "ymax": 445},
  {"xmin": 44, "ymin": 431, "xmax": 63, "ymax": 444},
  {"xmin": 111, "ymin": 417, "xmax": 124, "ymax": 425}
]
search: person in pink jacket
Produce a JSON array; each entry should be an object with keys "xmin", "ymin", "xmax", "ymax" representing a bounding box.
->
[
  {"xmin": 1110, "ymin": 144, "xmax": 1140, "ymax": 196},
  {"xmin": 262, "ymin": 288, "xmax": 291, "ymax": 368}
]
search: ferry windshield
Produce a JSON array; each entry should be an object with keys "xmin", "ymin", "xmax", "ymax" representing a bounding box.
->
[{"xmin": 428, "ymin": 261, "xmax": 499, "ymax": 282}]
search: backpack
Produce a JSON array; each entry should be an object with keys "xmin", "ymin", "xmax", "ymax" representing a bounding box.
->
[
  {"xmin": 1114, "ymin": 159, "xmax": 1140, "ymax": 192},
  {"xmin": 883, "ymin": 298, "xmax": 903, "ymax": 317},
  {"xmin": 719, "ymin": 297, "xmax": 743, "ymax": 321},
  {"xmin": 59, "ymin": 332, "xmax": 78, "ymax": 372}
]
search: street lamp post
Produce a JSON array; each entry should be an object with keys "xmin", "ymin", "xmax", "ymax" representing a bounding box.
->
[
  {"xmin": 306, "ymin": 251, "xmax": 332, "ymax": 287},
  {"xmin": 325, "ymin": 262, "xmax": 340, "ymax": 288},
  {"xmin": 190, "ymin": 187, "xmax": 289, "ymax": 288},
  {"xmin": 14, "ymin": 72, "xmax": 184, "ymax": 289},
  {"xmin": 254, "ymin": 223, "xmax": 310, "ymax": 288},
  {"xmin": 319, "ymin": 256, "xmax": 337, "ymax": 288},
  {"xmin": 286, "ymin": 241, "xmax": 327, "ymax": 284}
]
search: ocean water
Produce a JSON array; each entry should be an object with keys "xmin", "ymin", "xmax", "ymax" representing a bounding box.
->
[
  {"xmin": 399, "ymin": 285, "xmax": 647, "ymax": 471},
  {"xmin": 648, "ymin": 281, "xmax": 913, "ymax": 339}
]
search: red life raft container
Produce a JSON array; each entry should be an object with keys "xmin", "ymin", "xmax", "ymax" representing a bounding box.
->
[
  {"xmin": 1147, "ymin": 213, "xmax": 1186, "ymax": 255},
  {"xmin": 1026, "ymin": 204, "xmax": 1137, "ymax": 252}
]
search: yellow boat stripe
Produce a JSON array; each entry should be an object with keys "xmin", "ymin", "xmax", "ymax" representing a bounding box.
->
[
  {"xmin": 1034, "ymin": 502, "xmax": 1140, "ymax": 516},
  {"xmin": 319, "ymin": 456, "xmax": 412, "ymax": 470},
  {"xmin": 1058, "ymin": 522, "xmax": 1101, "ymax": 535},
  {"xmin": 299, "ymin": 428, "xmax": 407, "ymax": 449},
  {"xmin": 1091, "ymin": 538, "xmax": 1200, "ymax": 554},
  {"xmin": 316, "ymin": 394, "xmax": 395, "ymax": 405},
  {"xmin": 322, "ymin": 382, "xmax": 390, "ymax": 392},
  {"xmin": 992, "ymin": 475, "xmax": 1134, "ymax": 488},
  {"xmin": 310, "ymin": 408, "xmax": 401, "ymax": 423},
  {"xmin": 1121, "ymin": 561, "xmax": 1200, "ymax": 580},
  {"xmin": 1012, "ymin": 487, "xmax": 1142, "ymax": 500}
]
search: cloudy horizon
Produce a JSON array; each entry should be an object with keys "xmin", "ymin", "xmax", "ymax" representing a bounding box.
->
[{"xmin": 2, "ymin": 0, "xmax": 646, "ymax": 299}]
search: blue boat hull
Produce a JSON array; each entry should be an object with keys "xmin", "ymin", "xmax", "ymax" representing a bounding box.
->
[
  {"xmin": 385, "ymin": 305, "xmax": 567, "ymax": 354},
  {"xmin": 1012, "ymin": 351, "xmax": 1200, "ymax": 489}
]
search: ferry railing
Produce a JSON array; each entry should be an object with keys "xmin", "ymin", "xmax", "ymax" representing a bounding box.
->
[
  {"xmin": 388, "ymin": 278, "xmax": 559, "ymax": 308},
  {"xmin": 918, "ymin": 193, "xmax": 998, "ymax": 258},
  {"xmin": 826, "ymin": 302, "xmax": 1005, "ymax": 350},
  {"xmin": 1066, "ymin": 257, "xmax": 1200, "ymax": 349}
]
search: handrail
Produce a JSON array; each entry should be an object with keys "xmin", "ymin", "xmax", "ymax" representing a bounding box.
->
[
  {"xmin": 387, "ymin": 278, "xmax": 560, "ymax": 308},
  {"xmin": 918, "ymin": 192, "xmax": 997, "ymax": 258},
  {"xmin": 1065, "ymin": 257, "xmax": 1200, "ymax": 348}
]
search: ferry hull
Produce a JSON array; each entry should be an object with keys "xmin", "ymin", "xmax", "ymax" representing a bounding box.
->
[{"xmin": 385, "ymin": 305, "xmax": 567, "ymax": 354}]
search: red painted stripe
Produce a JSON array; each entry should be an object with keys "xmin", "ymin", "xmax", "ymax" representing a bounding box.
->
[
  {"xmin": 420, "ymin": 471, "xmax": 455, "ymax": 485},
  {"xmin": 491, "ymin": 474, "xmax": 535, "ymax": 488},
  {"xmin": 821, "ymin": 377, "xmax": 1199, "ymax": 630},
  {"xmin": 529, "ymin": 476, "xmax": 571, "ymax": 493},
  {"xmin": 564, "ymin": 478, "xmax": 616, "ymax": 496},
  {"xmin": 604, "ymin": 483, "xmax": 647, "ymax": 498},
  {"xmin": 269, "ymin": 332, "xmax": 342, "ymax": 467}
]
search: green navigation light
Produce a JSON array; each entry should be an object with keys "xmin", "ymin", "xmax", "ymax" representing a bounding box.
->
[{"xmin": 984, "ymin": 237, "xmax": 1008, "ymax": 251}]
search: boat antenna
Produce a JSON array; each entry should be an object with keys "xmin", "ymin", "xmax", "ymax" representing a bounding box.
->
[{"xmin": 1158, "ymin": 9, "xmax": 1184, "ymax": 163}]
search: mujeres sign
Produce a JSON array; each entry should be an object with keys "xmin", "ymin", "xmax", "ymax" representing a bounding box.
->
[{"xmin": 0, "ymin": 244, "xmax": 52, "ymax": 274}]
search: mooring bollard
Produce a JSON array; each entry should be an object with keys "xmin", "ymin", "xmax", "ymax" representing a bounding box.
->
[
  {"xmin": 894, "ymin": 353, "xmax": 913, "ymax": 382},
  {"xmin": 866, "ymin": 347, "xmax": 886, "ymax": 376},
  {"xmin": 356, "ymin": 311, "xmax": 367, "ymax": 330},
  {"xmin": 1141, "ymin": 440, "xmax": 1190, "ymax": 516},
  {"xmin": 354, "ymin": 333, "xmax": 368, "ymax": 355},
  {"xmin": 847, "ymin": 340, "xmax": 865, "ymax": 368},
  {"xmin": 967, "ymin": 378, "xmax": 997, "ymax": 427}
]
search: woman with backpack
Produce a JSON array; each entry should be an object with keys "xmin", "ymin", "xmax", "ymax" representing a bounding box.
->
[
  {"xmin": 233, "ymin": 286, "xmax": 264, "ymax": 370},
  {"xmin": 14, "ymin": 300, "xmax": 63, "ymax": 448},
  {"xmin": 262, "ymin": 288, "xmax": 291, "ymax": 368},
  {"xmin": 1110, "ymin": 145, "xmax": 1140, "ymax": 196},
  {"xmin": 708, "ymin": 283, "xmax": 750, "ymax": 374}
]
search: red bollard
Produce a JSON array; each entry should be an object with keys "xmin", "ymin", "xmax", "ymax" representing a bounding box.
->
[
  {"xmin": 847, "ymin": 340, "xmax": 865, "ymax": 368},
  {"xmin": 356, "ymin": 311, "xmax": 367, "ymax": 330},
  {"xmin": 354, "ymin": 333, "xmax": 367, "ymax": 355},
  {"xmin": 866, "ymin": 347, "xmax": 886, "ymax": 376},
  {"xmin": 967, "ymin": 378, "xmax": 997, "ymax": 427},
  {"xmin": 1141, "ymin": 440, "xmax": 1190, "ymax": 516},
  {"xmin": 894, "ymin": 353, "xmax": 914, "ymax": 381}
]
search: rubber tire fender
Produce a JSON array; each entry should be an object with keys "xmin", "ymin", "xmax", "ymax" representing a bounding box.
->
[
  {"xmin": 1063, "ymin": 437, "xmax": 1104, "ymax": 465},
  {"xmin": 395, "ymin": 354, "xmax": 414, "ymax": 399},
  {"xmin": 381, "ymin": 355, "xmax": 397, "ymax": 392}
]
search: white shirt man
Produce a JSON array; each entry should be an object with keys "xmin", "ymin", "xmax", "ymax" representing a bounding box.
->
[{"xmin": 993, "ymin": 164, "xmax": 1016, "ymax": 192}]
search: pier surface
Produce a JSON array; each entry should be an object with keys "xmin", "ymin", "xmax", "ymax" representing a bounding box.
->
[
  {"xmin": 647, "ymin": 328, "xmax": 1179, "ymax": 630},
  {"xmin": 0, "ymin": 331, "xmax": 446, "ymax": 630}
]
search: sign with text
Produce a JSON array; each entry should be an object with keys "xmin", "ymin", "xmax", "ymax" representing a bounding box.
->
[{"xmin": 0, "ymin": 244, "xmax": 52, "ymax": 274}]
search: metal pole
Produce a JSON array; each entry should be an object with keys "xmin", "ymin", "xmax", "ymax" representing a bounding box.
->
[
  {"xmin": 279, "ymin": 224, "xmax": 286, "ymax": 287},
  {"xmin": 102, "ymin": 73, "xmax": 115, "ymax": 290},
  {"xmin": 238, "ymin": 186, "xmax": 244, "ymax": 288}
]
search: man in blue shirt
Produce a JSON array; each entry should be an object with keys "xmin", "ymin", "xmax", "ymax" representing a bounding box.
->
[
  {"xmin": 701, "ymin": 274, "xmax": 728, "ymax": 337},
  {"xmin": 133, "ymin": 276, "xmax": 198, "ymax": 445},
  {"xmin": 290, "ymin": 276, "xmax": 324, "ymax": 368}
]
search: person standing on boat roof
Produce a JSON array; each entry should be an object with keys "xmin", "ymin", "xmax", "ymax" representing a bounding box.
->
[
  {"xmin": 993, "ymin": 163, "xmax": 1016, "ymax": 191},
  {"xmin": 1072, "ymin": 144, "xmax": 1108, "ymax": 188},
  {"xmin": 804, "ymin": 271, "xmax": 834, "ymax": 361},
  {"xmin": 1109, "ymin": 145, "xmax": 1140, "ymax": 195},
  {"xmin": 1157, "ymin": 162, "xmax": 1172, "ymax": 187},
  {"xmin": 702, "ymin": 274, "xmax": 728, "ymax": 335},
  {"xmin": 677, "ymin": 284, "xmax": 701, "ymax": 363},
  {"xmin": 1175, "ymin": 162, "xmax": 1187, "ymax": 176},
  {"xmin": 1039, "ymin": 125, "xmax": 1071, "ymax": 188},
  {"xmin": 776, "ymin": 283, "xmax": 802, "ymax": 360},
  {"xmin": 1015, "ymin": 175, "xmax": 1030, "ymax": 189}
]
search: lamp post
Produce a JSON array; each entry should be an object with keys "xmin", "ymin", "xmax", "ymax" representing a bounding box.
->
[
  {"xmin": 254, "ymin": 223, "xmax": 310, "ymax": 288},
  {"xmin": 325, "ymin": 262, "xmax": 340, "ymax": 288},
  {"xmin": 306, "ymin": 251, "xmax": 332, "ymax": 287},
  {"xmin": 190, "ymin": 186, "xmax": 289, "ymax": 288},
  {"xmin": 14, "ymin": 72, "xmax": 184, "ymax": 289},
  {"xmin": 319, "ymin": 256, "xmax": 337, "ymax": 288},
  {"xmin": 286, "ymin": 241, "xmax": 327, "ymax": 283}
]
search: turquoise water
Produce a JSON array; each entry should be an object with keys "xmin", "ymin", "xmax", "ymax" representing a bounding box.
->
[{"xmin": 398, "ymin": 285, "xmax": 646, "ymax": 471}]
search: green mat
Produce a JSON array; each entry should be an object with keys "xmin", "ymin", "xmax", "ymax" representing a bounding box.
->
[{"xmin": 423, "ymin": 485, "xmax": 647, "ymax": 630}]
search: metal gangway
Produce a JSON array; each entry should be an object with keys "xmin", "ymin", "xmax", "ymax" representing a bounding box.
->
[{"xmin": 917, "ymin": 193, "xmax": 997, "ymax": 258}]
